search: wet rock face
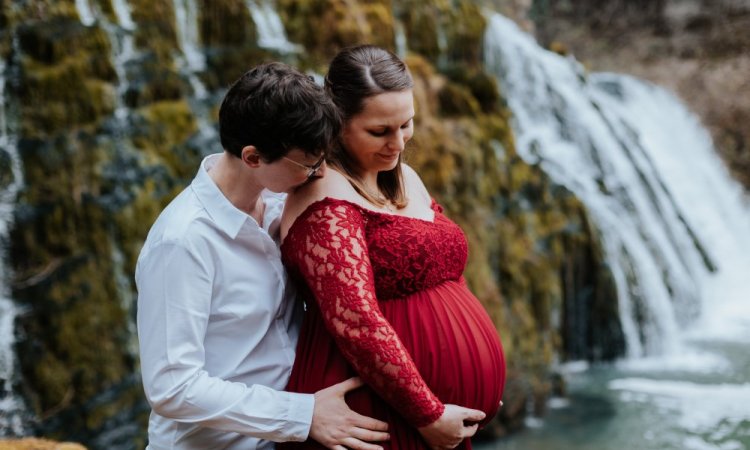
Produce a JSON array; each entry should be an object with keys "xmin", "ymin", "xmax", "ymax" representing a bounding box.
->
[{"xmin": 2, "ymin": 0, "xmax": 616, "ymax": 446}]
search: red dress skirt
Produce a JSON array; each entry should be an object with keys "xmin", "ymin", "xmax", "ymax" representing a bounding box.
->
[{"xmin": 279, "ymin": 198, "xmax": 505, "ymax": 449}]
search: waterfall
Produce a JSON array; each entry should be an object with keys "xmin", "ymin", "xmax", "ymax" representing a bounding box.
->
[
  {"xmin": 172, "ymin": 0, "xmax": 208, "ymax": 99},
  {"xmin": 112, "ymin": 0, "xmax": 136, "ymax": 33},
  {"xmin": 0, "ymin": 54, "xmax": 29, "ymax": 436},
  {"xmin": 484, "ymin": 13, "xmax": 750, "ymax": 358},
  {"xmin": 394, "ymin": 19, "xmax": 408, "ymax": 58},
  {"xmin": 171, "ymin": 0, "xmax": 218, "ymax": 145},
  {"xmin": 246, "ymin": 0, "xmax": 302, "ymax": 54},
  {"xmin": 101, "ymin": 0, "xmax": 138, "ymax": 123},
  {"xmin": 75, "ymin": 0, "xmax": 96, "ymax": 26}
]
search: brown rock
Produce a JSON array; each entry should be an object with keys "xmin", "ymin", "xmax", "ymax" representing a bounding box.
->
[{"xmin": 0, "ymin": 438, "xmax": 87, "ymax": 450}]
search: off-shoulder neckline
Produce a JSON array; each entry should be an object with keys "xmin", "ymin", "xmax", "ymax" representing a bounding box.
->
[
  {"xmin": 308, "ymin": 196, "xmax": 437, "ymax": 223},
  {"xmin": 282, "ymin": 196, "xmax": 440, "ymax": 247}
]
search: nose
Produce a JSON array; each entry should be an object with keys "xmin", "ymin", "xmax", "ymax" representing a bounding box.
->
[{"xmin": 388, "ymin": 131, "xmax": 406, "ymax": 152}]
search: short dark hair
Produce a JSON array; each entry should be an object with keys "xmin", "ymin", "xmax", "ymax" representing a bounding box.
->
[
  {"xmin": 219, "ymin": 62, "xmax": 341, "ymax": 162},
  {"xmin": 325, "ymin": 45, "xmax": 414, "ymax": 208}
]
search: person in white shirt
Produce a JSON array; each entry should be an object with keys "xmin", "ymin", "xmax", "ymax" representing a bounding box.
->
[{"xmin": 136, "ymin": 62, "xmax": 389, "ymax": 450}]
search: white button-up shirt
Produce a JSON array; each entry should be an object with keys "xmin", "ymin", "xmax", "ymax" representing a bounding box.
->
[{"xmin": 136, "ymin": 153, "xmax": 314, "ymax": 450}]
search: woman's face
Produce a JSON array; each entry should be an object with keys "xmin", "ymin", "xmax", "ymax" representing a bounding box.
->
[{"xmin": 341, "ymin": 89, "xmax": 415, "ymax": 175}]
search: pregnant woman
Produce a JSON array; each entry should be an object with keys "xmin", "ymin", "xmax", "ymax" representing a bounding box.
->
[{"xmin": 280, "ymin": 45, "xmax": 506, "ymax": 450}]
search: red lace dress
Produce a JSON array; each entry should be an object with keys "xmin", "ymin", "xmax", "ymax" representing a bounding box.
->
[{"xmin": 279, "ymin": 198, "xmax": 505, "ymax": 449}]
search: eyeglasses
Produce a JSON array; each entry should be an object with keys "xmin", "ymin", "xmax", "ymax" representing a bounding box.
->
[{"xmin": 283, "ymin": 154, "xmax": 326, "ymax": 179}]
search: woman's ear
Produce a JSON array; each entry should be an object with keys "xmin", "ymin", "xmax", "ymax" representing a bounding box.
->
[{"xmin": 241, "ymin": 145, "xmax": 262, "ymax": 167}]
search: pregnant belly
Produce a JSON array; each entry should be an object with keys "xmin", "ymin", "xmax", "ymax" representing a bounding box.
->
[{"xmin": 379, "ymin": 279, "xmax": 506, "ymax": 421}]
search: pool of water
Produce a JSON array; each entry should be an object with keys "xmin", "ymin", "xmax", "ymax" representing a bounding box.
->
[{"xmin": 476, "ymin": 337, "xmax": 750, "ymax": 450}]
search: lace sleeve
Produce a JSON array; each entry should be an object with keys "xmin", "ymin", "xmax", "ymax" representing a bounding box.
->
[{"xmin": 284, "ymin": 201, "xmax": 445, "ymax": 427}]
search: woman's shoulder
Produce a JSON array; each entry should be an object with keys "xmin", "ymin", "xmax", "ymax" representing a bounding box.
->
[{"xmin": 281, "ymin": 169, "xmax": 363, "ymax": 238}]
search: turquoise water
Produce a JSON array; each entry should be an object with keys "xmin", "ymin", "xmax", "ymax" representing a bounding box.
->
[{"xmin": 476, "ymin": 338, "xmax": 750, "ymax": 450}]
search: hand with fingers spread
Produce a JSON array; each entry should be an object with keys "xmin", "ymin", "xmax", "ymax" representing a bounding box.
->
[
  {"xmin": 417, "ymin": 404, "xmax": 486, "ymax": 450},
  {"xmin": 309, "ymin": 377, "xmax": 390, "ymax": 450}
]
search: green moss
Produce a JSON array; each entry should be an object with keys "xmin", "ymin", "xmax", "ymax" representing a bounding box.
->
[
  {"xmin": 17, "ymin": 18, "xmax": 113, "ymax": 67},
  {"xmin": 278, "ymin": 0, "xmax": 384, "ymax": 64},
  {"xmin": 113, "ymin": 179, "xmax": 172, "ymax": 280},
  {"xmin": 123, "ymin": 57, "xmax": 185, "ymax": 107},
  {"xmin": 131, "ymin": 100, "xmax": 199, "ymax": 180},
  {"xmin": 443, "ymin": 66, "xmax": 503, "ymax": 113},
  {"xmin": 129, "ymin": 0, "xmax": 178, "ymax": 53},
  {"xmin": 398, "ymin": 0, "xmax": 486, "ymax": 68},
  {"xmin": 362, "ymin": 2, "xmax": 395, "ymax": 50},
  {"xmin": 15, "ymin": 18, "xmax": 120, "ymax": 138},
  {"xmin": 14, "ymin": 0, "xmax": 79, "ymax": 24},
  {"xmin": 0, "ymin": 150, "xmax": 14, "ymax": 189},
  {"xmin": 438, "ymin": 81, "xmax": 481, "ymax": 117},
  {"xmin": 91, "ymin": 0, "xmax": 116, "ymax": 22},
  {"xmin": 197, "ymin": 0, "xmax": 254, "ymax": 46},
  {"xmin": 444, "ymin": 1, "xmax": 486, "ymax": 66},
  {"xmin": 399, "ymin": 1, "xmax": 444, "ymax": 61},
  {"xmin": 202, "ymin": 47, "xmax": 271, "ymax": 91},
  {"xmin": 12, "ymin": 201, "xmax": 128, "ymax": 414}
]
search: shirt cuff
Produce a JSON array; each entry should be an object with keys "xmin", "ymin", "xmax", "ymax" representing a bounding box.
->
[{"xmin": 284, "ymin": 392, "xmax": 315, "ymax": 441}]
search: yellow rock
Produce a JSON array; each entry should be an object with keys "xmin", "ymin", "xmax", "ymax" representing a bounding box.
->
[{"xmin": 0, "ymin": 438, "xmax": 87, "ymax": 450}]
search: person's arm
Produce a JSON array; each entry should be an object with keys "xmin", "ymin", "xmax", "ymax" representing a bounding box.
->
[
  {"xmin": 136, "ymin": 241, "xmax": 314, "ymax": 441},
  {"xmin": 137, "ymin": 240, "xmax": 389, "ymax": 449}
]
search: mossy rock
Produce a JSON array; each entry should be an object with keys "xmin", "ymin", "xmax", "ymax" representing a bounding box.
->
[
  {"xmin": 278, "ymin": 0, "xmax": 387, "ymax": 64},
  {"xmin": 123, "ymin": 56, "xmax": 186, "ymax": 107},
  {"xmin": 197, "ymin": 0, "xmax": 254, "ymax": 47},
  {"xmin": 202, "ymin": 47, "xmax": 272, "ymax": 92},
  {"xmin": 361, "ymin": 2, "xmax": 395, "ymax": 50},
  {"xmin": 129, "ymin": 0, "xmax": 179, "ymax": 52},
  {"xmin": 13, "ymin": 1, "xmax": 79, "ymax": 25},
  {"xmin": 442, "ymin": 65, "xmax": 503, "ymax": 113},
  {"xmin": 398, "ymin": 0, "xmax": 485, "ymax": 67},
  {"xmin": 17, "ymin": 18, "xmax": 112, "ymax": 66},
  {"xmin": 0, "ymin": 149, "xmax": 14, "ymax": 189},
  {"xmin": 438, "ymin": 81, "xmax": 481, "ymax": 117},
  {"xmin": 398, "ymin": 1, "xmax": 445, "ymax": 61},
  {"xmin": 131, "ymin": 100, "xmax": 200, "ymax": 180},
  {"xmin": 10, "ymin": 133, "xmax": 142, "ymax": 443},
  {"xmin": 443, "ymin": 1, "xmax": 486, "ymax": 66},
  {"xmin": 19, "ymin": 73, "xmax": 116, "ymax": 138}
]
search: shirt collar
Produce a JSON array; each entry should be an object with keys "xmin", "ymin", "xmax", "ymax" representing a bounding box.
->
[{"xmin": 191, "ymin": 153, "xmax": 252, "ymax": 239}]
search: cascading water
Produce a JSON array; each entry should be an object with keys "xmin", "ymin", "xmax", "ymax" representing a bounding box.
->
[
  {"xmin": 394, "ymin": 19, "xmax": 408, "ymax": 58},
  {"xmin": 93, "ymin": 0, "xmax": 138, "ymax": 126},
  {"xmin": 171, "ymin": 0, "xmax": 218, "ymax": 146},
  {"xmin": 109, "ymin": 0, "xmax": 138, "ymax": 122},
  {"xmin": 484, "ymin": 13, "xmax": 748, "ymax": 357},
  {"xmin": 0, "ymin": 55, "xmax": 29, "ymax": 437},
  {"xmin": 75, "ymin": 0, "xmax": 96, "ymax": 26},
  {"xmin": 112, "ymin": 0, "xmax": 136, "ymax": 31},
  {"xmin": 86, "ymin": 1, "xmax": 143, "ymax": 364},
  {"xmin": 482, "ymin": 12, "xmax": 750, "ymax": 450},
  {"xmin": 173, "ymin": 0, "xmax": 208, "ymax": 100},
  {"xmin": 246, "ymin": 0, "xmax": 302, "ymax": 54}
]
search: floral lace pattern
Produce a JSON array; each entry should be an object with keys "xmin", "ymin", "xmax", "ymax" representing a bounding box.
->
[{"xmin": 281, "ymin": 198, "xmax": 466, "ymax": 426}]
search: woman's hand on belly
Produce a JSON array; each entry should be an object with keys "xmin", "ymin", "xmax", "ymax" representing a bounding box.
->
[{"xmin": 417, "ymin": 404, "xmax": 486, "ymax": 449}]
